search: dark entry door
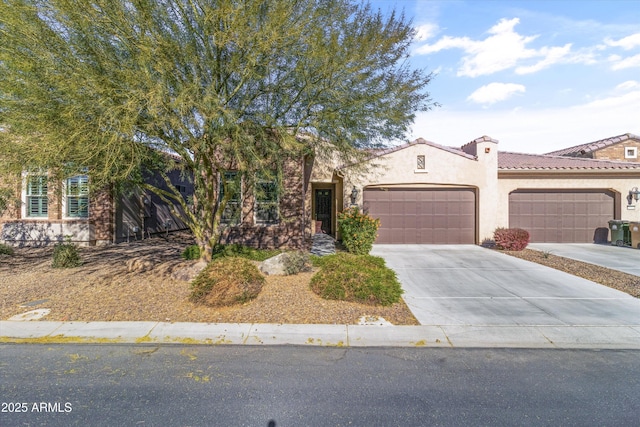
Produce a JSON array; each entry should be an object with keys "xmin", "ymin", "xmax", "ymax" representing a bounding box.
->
[{"xmin": 315, "ymin": 189, "xmax": 332, "ymax": 234}]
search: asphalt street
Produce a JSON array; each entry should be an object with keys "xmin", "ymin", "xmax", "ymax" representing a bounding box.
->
[{"xmin": 1, "ymin": 344, "xmax": 639, "ymax": 426}]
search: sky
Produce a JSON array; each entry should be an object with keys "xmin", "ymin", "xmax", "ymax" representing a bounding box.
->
[{"xmin": 371, "ymin": 0, "xmax": 640, "ymax": 154}]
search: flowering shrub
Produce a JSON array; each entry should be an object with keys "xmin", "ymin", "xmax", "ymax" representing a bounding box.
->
[
  {"xmin": 493, "ymin": 228, "xmax": 530, "ymax": 251},
  {"xmin": 338, "ymin": 207, "xmax": 380, "ymax": 255}
]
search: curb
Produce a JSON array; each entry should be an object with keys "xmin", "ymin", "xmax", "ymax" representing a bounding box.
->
[{"xmin": 2, "ymin": 321, "xmax": 640, "ymax": 349}]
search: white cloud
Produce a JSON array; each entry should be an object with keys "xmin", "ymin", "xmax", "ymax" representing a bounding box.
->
[
  {"xmin": 515, "ymin": 44, "xmax": 572, "ymax": 74},
  {"xmin": 467, "ymin": 82, "xmax": 526, "ymax": 105},
  {"xmin": 414, "ymin": 23, "xmax": 438, "ymax": 41},
  {"xmin": 415, "ymin": 34, "xmax": 473, "ymax": 54},
  {"xmin": 616, "ymin": 80, "xmax": 640, "ymax": 91},
  {"xmin": 609, "ymin": 53, "xmax": 640, "ymax": 70},
  {"xmin": 409, "ymin": 90, "xmax": 640, "ymax": 154},
  {"xmin": 414, "ymin": 17, "xmax": 581, "ymax": 77},
  {"xmin": 579, "ymin": 88, "xmax": 640, "ymax": 108},
  {"xmin": 605, "ymin": 33, "xmax": 640, "ymax": 50}
]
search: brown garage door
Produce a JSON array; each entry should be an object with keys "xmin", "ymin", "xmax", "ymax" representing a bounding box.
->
[
  {"xmin": 363, "ymin": 188, "xmax": 475, "ymax": 244},
  {"xmin": 509, "ymin": 190, "xmax": 614, "ymax": 243}
]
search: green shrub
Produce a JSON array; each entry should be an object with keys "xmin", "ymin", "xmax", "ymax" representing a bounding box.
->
[
  {"xmin": 309, "ymin": 254, "xmax": 324, "ymax": 267},
  {"xmin": 337, "ymin": 207, "xmax": 380, "ymax": 255},
  {"xmin": 212, "ymin": 243, "xmax": 281, "ymax": 261},
  {"xmin": 493, "ymin": 228, "xmax": 530, "ymax": 251},
  {"xmin": 190, "ymin": 257, "xmax": 265, "ymax": 307},
  {"xmin": 0, "ymin": 243, "xmax": 14, "ymax": 256},
  {"xmin": 310, "ymin": 253, "xmax": 403, "ymax": 306},
  {"xmin": 52, "ymin": 242, "xmax": 82, "ymax": 268},
  {"xmin": 283, "ymin": 251, "xmax": 313, "ymax": 275},
  {"xmin": 182, "ymin": 244, "xmax": 201, "ymax": 260}
]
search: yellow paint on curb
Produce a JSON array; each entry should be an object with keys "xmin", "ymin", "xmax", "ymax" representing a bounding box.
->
[{"xmin": 0, "ymin": 335, "xmax": 123, "ymax": 344}]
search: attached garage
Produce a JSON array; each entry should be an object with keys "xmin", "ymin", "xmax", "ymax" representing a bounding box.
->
[
  {"xmin": 363, "ymin": 187, "xmax": 476, "ymax": 244},
  {"xmin": 509, "ymin": 189, "xmax": 615, "ymax": 243}
]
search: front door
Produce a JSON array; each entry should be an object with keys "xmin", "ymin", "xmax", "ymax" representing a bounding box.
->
[{"xmin": 315, "ymin": 189, "xmax": 332, "ymax": 234}]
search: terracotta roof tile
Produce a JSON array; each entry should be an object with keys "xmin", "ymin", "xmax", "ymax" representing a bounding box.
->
[
  {"xmin": 338, "ymin": 138, "xmax": 477, "ymax": 169},
  {"xmin": 374, "ymin": 138, "xmax": 477, "ymax": 160},
  {"xmin": 499, "ymin": 151, "xmax": 640, "ymax": 170},
  {"xmin": 545, "ymin": 133, "xmax": 640, "ymax": 157}
]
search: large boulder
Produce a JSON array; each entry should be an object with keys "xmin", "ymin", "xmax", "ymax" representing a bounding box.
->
[
  {"xmin": 171, "ymin": 261, "xmax": 208, "ymax": 282},
  {"xmin": 259, "ymin": 252, "xmax": 289, "ymax": 276}
]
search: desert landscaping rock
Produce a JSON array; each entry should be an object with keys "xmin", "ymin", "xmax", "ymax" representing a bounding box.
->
[
  {"xmin": 1, "ymin": 234, "xmax": 636, "ymax": 326},
  {"xmin": 171, "ymin": 261, "xmax": 208, "ymax": 282},
  {"xmin": 358, "ymin": 316, "xmax": 393, "ymax": 326},
  {"xmin": 259, "ymin": 252, "xmax": 290, "ymax": 275},
  {"xmin": 8, "ymin": 308, "xmax": 51, "ymax": 321},
  {"xmin": 0, "ymin": 234, "xmax": 418, "ymax": 325},
  {"xmin": 19, "ymin": 298, "xmax": 50, "ymax": 307},
  {"xmin": 126, "ymin": 256, "xmax": 158, "ymax": 273}
]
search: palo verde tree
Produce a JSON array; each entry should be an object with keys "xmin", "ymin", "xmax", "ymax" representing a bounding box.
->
[{"xmin": 0, "ymin": 0, "xmax": 436, "ymax": 259}]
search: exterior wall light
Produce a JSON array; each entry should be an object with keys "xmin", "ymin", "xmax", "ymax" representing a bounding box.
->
[
  {"xmin": 350, "ymin": 186, "xmax": 359, "ymax": 206},
  {"xmin": 629, "ymin": 187, "xmax": 640, "ymax": 204}
]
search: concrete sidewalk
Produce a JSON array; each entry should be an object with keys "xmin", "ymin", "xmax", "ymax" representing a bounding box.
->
[{"xmin": 2, "ymin": 320, "xmax": 640, "ymax": 349}]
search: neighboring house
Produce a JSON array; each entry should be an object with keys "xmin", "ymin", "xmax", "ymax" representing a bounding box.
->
[
  {"xmin": 546, "ymin": 133, "xmax": 640, "ymax": 162},
  {"xmin": 0, "ymin": 169, "xmax": 193, "ymax": 246},
  {"xmin": 3, "ymin": 132, "xmax": 639, "ymax": 247},
  {"xmin": 339, "ymin": 135, "xmax": 640, "ymax": 244}
]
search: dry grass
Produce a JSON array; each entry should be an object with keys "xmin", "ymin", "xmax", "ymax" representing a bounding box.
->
[{"xmin": 0, "ymin": 234, "xmax": 418, "ymax": 325}]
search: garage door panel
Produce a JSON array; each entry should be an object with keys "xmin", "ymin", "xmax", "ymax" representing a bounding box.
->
[
  {"xmin": 509, "ymin": 190, "xmax": 614, "ymax": 243},
  {"xmin": 364, "ymin": 188, "xmax": 475, "ymax": 244},
  {"xmin": 404, "ymin": 215, "xmax": 417, "ymax": 229}
]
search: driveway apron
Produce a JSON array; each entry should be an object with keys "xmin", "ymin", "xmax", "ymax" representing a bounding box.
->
[{"xmin": 371, "ymin": 245, "xmax": 640, "ymax": 327}]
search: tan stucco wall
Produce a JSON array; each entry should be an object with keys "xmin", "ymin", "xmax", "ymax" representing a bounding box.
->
[
  {"xmin": 497, "ymin": 174, "xmax": 640, "ymax": 232},
  {"xmin": 340, "ymin": 139, "xmax": 500, "ymax": 242},
  {"xmin": 339, "ymin": 138, "xmax": 640, "ymax": 244}
]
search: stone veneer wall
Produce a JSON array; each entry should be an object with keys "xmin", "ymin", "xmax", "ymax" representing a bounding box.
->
[
  {"xmin": 220, "ymin": 157, "xmax": 307, "ymax": 249},
  {"xmin": 90, "ymin": 188, "xmax": 115, "ymax": 244},
  {"xmin": 593, "ymin": 140, "xmax": 640, "ymax": 162}
]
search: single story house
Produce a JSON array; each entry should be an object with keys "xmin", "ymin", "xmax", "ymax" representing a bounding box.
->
[
  {"xmin": 546, "ymin": 133, "xmax": 640, "ymax": 162},
  {"xmin": 2, "ymin": 133, "xmax": 639, "ymax": 247}
]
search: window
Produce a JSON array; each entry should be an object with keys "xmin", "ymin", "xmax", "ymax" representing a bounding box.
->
[
  {"xmin": 255, "ymin": 177, "xmax": 279, "ymax": 223},
  {"xmin": 65, "ymin": 175, "xmax": 89, "ymax": 218},
  {"xmin": 625, "ymin": 147, "xmax": 637, "ymax": 159},
  {"xmin": 26, "ymin": 175, "xmax": 48, "ymax": 218},
  {"xmin": 417, "ymin": 155, "xmax": 425, "ymax": 170},
  {"xmin": 220, "ymin": 172, "xmax": 241, "ymax": 224}
]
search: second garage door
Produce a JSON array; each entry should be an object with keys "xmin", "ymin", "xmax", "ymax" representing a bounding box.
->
[
  {"xmin": 363, "ymin": 188, "xmax": 476, "ymax": 244},
  {"xmin": 509, "ymin": 189, "xmax": 615, "ymax": 243}
]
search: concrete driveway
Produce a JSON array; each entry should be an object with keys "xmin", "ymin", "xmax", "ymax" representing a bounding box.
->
[
  {"xmin": 528, "ymin": 243, "xmax": 640, "ymax": 276},
  {"xmin": 371, "ymin": 245, "xmax": 640, "ymax": 327}
]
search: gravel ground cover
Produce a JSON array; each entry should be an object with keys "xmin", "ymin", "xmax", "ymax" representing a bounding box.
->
[
  {"xmin": 1, "ymin": 236, "xmax": 637, "ymax": 325},
  {"xmin": 0, "ymin": 234, "xmax": 418, "ymax": 325}
]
